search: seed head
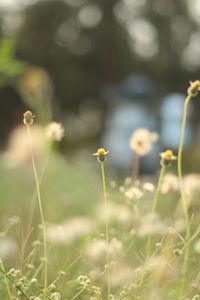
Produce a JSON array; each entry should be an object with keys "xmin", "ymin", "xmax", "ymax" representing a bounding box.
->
[
  {"xmin": 187, "ymin": 80, "xmax": 200, "ymax": 97},
  {"xmin": 23, "ymin": 111, "xmax": 35, "ymax": 126},
  {"xmin": 93, "ymin": 148, "xmax": 109, "ymax": 162},
  {"xmin": 173, "ymin": 248, "xmax": 182, "ymax": 256}
]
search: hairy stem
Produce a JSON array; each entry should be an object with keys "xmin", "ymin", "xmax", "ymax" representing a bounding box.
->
[
  {"xmin": 26, "ymin": 125, "xmax": 48, "ymax": 289},
  {"xmin": 146, "ymin": 164, "xmax": 166, "ymax": 258},
  {"xmin": 100, "ymin": 161, "xmax": 111, "ymax": 300},
  {"xmin": 0, "ymin": 259, "xmax": 12, "ymax": 300},
  {"xmin": 177, "ymin": 94, "xmax": 192, "ymax": 298}
]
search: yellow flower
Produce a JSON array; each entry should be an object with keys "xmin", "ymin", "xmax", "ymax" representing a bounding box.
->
[
  {"xmin": 93, "ymin": 148, "xmax": 109, "ymax": 162},
  {"xmin": 23, "ymin": 111, "xmax": 35, "ymax": 126},
  {"xmin": 187, "ymin": 80, "xmax": 200, "ymax": 97},
  {"xmin": 160, "ymin": 150, "xmax": 177, "ymax": 166}
]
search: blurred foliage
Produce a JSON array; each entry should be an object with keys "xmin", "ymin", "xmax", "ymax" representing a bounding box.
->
[
  {"xmin": 0, "ymin": 37, "xmax": 26, "ymax": 86},
  {"xmin": 0, "ymin": 0, "xmax": 200, "ymax": 147}
]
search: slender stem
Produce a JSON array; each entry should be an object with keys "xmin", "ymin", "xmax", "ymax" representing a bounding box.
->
[
  {"xmin": 132, "ymin": 153, "xmax": 140, "ymax": 181},
  {"xmin": 70, "ymin": 287, "xmax": 86, "ymax": 300},
  {"xmin": 177, "ymin": 94, "xmax": 192, "ymax": 298},
  {"xmin": 100, "ymin": 161, "xmax": 111, "ymax": 300},
  {"xmin": 0, "ymin": 259, "xmax": 12, "ymax": 300},
  {"xmin": 0, "ymin": 265, "xmax": 31, "ymax": 300},
  {"xmin": 178, "ymin": 94, "xmax": 191, "ymax": 232},
  {"xmin": 146, "ymin": 164, "xmax": 166, "ymax": 258},
  {"xmin": 26, "ymin": 125, "xmax": 48, "ymax": 289}
]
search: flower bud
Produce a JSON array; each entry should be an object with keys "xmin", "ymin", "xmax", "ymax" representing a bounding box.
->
[
  {"xmin": 187, "ymin": 80, "xmax": 200, "ymax": 97},
  {"xmin": 23, "ymin": 111, "xmax": 35, "ymax": 126},
  {"xmin": 93, "ymin": 148, "xmax": 109, "ymax": 163}
]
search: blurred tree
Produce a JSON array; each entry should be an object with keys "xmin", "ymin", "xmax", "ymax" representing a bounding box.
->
[
  {"xmin": 0, "ymin": 0, "xmax": 200, "ymax": 144},
  {"xmin": 16, "ymin": 0, "xmax": 133, "ymax": 111}
]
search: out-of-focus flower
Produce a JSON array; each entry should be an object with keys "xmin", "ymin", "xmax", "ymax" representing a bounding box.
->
[
  {"xmin": 143, "ymin": 182, "xmax": 155, "ymax": 193},
  {"xmin": 93, "ymin": 148, "xmax": 109, "ymax": 162},
  {"xmin": 183, "ymin": 173, "xmax": 200, "ymax": 197},
  {"xmin": 161, "ymin": 173, "xmax": 179, "ymax": 194},
  {"xmin": 19, "ymin": 67, "xmax": 52, "ymax": 94},
  {"xmin": 46, "ymin": 122, "xmax": 65, "ymax": 142},
  {"xmin": 23, "ymin": 111, "xmax": 35, "ymax": 126},
  {"xmin": 3, "ymin": 126, "xmax": 46, "ymax": 167},
  {"xmin": 160, "ymin": 150, "xmax": 177, "ymax": 166},
  {"xmin": 124, "ymin": 186, "xmax": 143, "ymax": 201},
  {"xmin": 86, "ymin": 239, "xmax": 106, "ymax": 260},
  {"xmin": 109, "ymin": 238, "xmax": 123, "ymax": 256},
  {"xmin": 86, "ymin": 237, "xmax": 123, "ymax": 261},
  {"xmin": 96, "ymin": 202, "xmax": 132, "ymax": 225},
  {"xmin": 147, "ymin": 255, "xmax": 176, "ymax": 282},
  {"xmin": 47, "ymin": 217, "xmax": 93, "ymax": 245},
  {"xmin": 110, "ymin": 264, "xmax": 134, "ymax": 287},
  {"xmin": 137, "ymin": 212, "xmax": 167, "ymax": 237},
  {"xmin": 173, "ymin": 248, "xmax": 182, "ymax": 256},
  {"xmin": 51, "ymin": 292, "xmax": 61, "ymax": 300},
  {"xmin": 129, "ymin": 128, "xmax": 158, "ymax": 156},
  {"xmin": 194, "ymin": 239, "xmax": 200, "ymax": 253},
  {"xmin": 187, "ymin": 80, "xmax": 200, "ymax": 97},
  {"xmin": 0, "ymin": 236, "xmax": 18, "ymax": 260}
]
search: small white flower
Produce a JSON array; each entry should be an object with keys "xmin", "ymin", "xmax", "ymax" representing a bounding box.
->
[
  {"xmin": 143, "ymin": 182, "xmax": 155, "ymax": 193},
  {"xmin": 130, "ymin": 128, "xmax": 158, "ymax": 156},
  {"xmin": 46, "ymin": 122, "xmax": 64, "ymax": 141}
]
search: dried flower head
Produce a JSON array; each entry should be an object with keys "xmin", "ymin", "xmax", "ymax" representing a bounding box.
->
[
  {"xmin": 129, "ymin": 128, "xmax": 158, "ymax": 156},
  {"xmin": 23, "ymin": 111, "xmax": 35, "ymax": 126},
  {"xmin": 160, "ymin": 150, "xmax": 177, "ymax": 166},
  {"xmin": 173, "ymin": 248, "xmax": 182, "ymax": 256},
  {"xmin": 93, "ymin": 148, "xmax": 109, "ymax": 162},
  {"xmin": 187, "ymin": 80, "xmax": 200, "ymax": 97},
  {"xmin": 46, "ymin": 122, "xmax": 65, "ymax": 141}
]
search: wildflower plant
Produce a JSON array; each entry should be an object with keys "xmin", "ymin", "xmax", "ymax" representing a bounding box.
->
[
  {"xmin": 178, "ymin": 80, "xmax": 200, "ymax": 298},
  {"xmin": 146, "ymin": 150, "xmax": 177, "ymax": 257},
  {"xmin": 23, "ymin": 111, "xmax": 48, "ymax": 290},
  {"xmin": 93, "ymin": 148, "xmax": 111, "ymax": 300},
  {"xmin": 1, "ymin": 81, "xmax": 200, "ymax": 300},
  {"xmin": 129, "ymin": 128, "xmax": 158, "ymax": 179}
]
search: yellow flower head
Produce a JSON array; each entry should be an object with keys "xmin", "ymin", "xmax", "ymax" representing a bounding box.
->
[
  {"xmin": 93, "ymin": 148, "xmax": 109, "ymax": 162},
  {"xmin": 187, "ymin": 80, "xmax": 200, "ymax": 97},
  {"xmin": 160, "ymin": 150, "xmax": 177, "ymax": 166},
  {"xmin": 23, "ymin": 111, "xmax": 35, "ymax": 126}
]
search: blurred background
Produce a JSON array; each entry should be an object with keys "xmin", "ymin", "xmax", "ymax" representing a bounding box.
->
[
  {"xmin": 0, "ymin": 0, "xmax": 200, "ymax": 174},
  {"xmin": 2, "ymin": 2, "xmax": 200, "ymax": 290}
]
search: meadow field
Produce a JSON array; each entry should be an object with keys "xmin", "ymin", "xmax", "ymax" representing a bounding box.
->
[{"xmin": 0, "ymin": 81, "xmax": 200, "ymax": 300}]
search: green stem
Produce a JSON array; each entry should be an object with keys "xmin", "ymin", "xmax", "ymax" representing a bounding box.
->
[
  {"xmin": 70, "ymin": 287, "xmax": 86, "ymax": 300},
  {"xmin": 0, "ymin": 259, "xmax": 12, "ymax": 300},
  {"xmin": 0, "ymin": 265, "xmax": 31, "ymax": 300},
  {"xmin": 177, "ymin": 93, "xmax": 192, "ymax": 298},
  {"xmin": 26, "ymin": 125, "xmax": 48, "ymax": 289},
  {"xmin": 100, "ymin": 161, "xmax": 111, "ymax": 300},
  {"xmin": 146, "ymin": 164, "xmax": 166, "ymax": 258}
]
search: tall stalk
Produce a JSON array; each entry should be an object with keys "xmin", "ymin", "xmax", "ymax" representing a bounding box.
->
[
  {"xmin": 93, "ymin": 148, "xmax": 110, "ymax": 300},
  {"xmin": 100, "ymin": 161, "xmax": 111, "ymax": 300},
  {"xmin": 146, "ymin": 163, "xmax": 166, "ymax": 257},
  {"xmin": 23, "ymin": 111, "xmax": 48, "ymax": 289},
  {"xmin": 177, "ymin": 80, "xmax": 200, "ymax": 298},
  {"xmin": 0, "ymin": 259, "xmax": 12, "ymax": 300},
  {"xmin": 178, "ymin": 94, "xmax": 192, "ymax": 298}
]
